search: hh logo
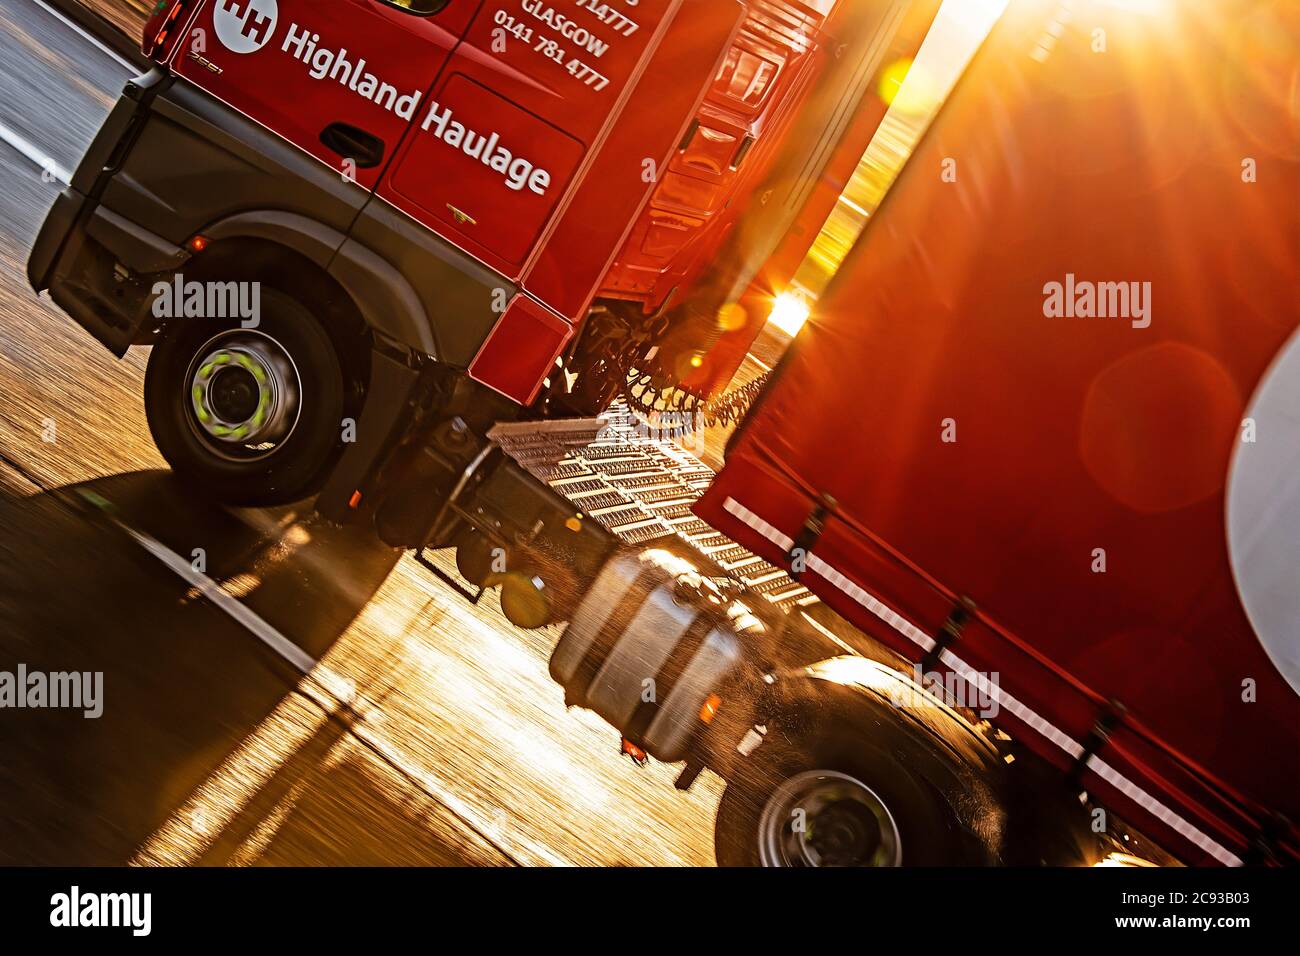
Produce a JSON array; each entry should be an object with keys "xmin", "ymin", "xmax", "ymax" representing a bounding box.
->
[{"xmin": 213, "ymin": 0, "xmax": 278, "ymax": 54}]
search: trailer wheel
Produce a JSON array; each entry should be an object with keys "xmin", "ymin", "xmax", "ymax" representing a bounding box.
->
[
  {"xmin": 714, "ymin": 731, "xmax": 967, "ymax": 867},
  {"xmin": 144, "ymin": 289, "xmax": 347, "ymax": 506}
]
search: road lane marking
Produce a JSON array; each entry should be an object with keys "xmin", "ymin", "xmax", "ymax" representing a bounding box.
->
[
  {"xmin": 0, "ymin": 120, "xmax": 70, "ymax": 185},
  {"xmin": 0, "ymin": 444, "xmax": 571, "ymax": 865},
  {"xmin": 30, "ymin": 0, "xmax": 138, "ymax": 72},
  {"xmin": 74, "ymin": 488, "xmax": 361, "ymax": 705},
  {"xmin": 121, "ymin": 520, "xmax": 326, "ymax": 677},
  {"xmin": 72, "ymin": 488, "xmax": 569, "ymax": 866}
]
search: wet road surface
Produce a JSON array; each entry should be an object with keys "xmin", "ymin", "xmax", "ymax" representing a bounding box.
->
[{"xmin": 0, "ymin": 0, "xmax": 732, "ymax": 866}]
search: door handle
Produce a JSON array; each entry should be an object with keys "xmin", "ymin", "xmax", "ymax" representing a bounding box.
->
[{"xmin": 320, "ymin": 122, "xmax": 386, "ymax": 169}]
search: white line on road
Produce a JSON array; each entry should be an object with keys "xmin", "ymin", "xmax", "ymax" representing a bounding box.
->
[
  {"xmin": 0, "ymin": 120, "xmax": 70, "ymax": 185},
  {"xmin": 121, "ymin": 520, "xmax": 328, "ymax": 677},
  {"xmin": 75, "ymin": 489, "xmax": 570, "ymax": 866},
  {"xmin": 29, "ymin": 0, "xmax": 138, "ymax": 72}
]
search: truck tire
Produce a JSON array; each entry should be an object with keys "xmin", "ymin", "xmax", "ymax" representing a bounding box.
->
[
  {"xmin": 144, "ymin": 289, "xmax": 347, "ymax": 506},
  {"xmin": 714, "ymin": 728, "xmax": 974, "ymax": 867}
]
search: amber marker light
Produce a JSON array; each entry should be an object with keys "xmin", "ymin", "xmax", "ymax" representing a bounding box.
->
[
  {"xmin": 699, "ymin": 694, "xmax": 722, "ymax": 724},
  {"xmin": 621, "ymin": 739, "xmax": 648, "ymax": 764}
]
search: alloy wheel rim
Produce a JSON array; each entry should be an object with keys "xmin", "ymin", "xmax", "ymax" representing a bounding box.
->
[
  {"xmin": 185, "ymin": 329, "xmax": 302, "ymax": 462},
  {"xmin": 756, "ymin": 770, "xmax": 903, "ymax": 867}
]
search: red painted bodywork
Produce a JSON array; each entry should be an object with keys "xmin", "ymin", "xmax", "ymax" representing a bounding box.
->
[
  {"xmin": 172, "ymin": 0, "xmax": 479, "ymax": 194},
  {"xmin": 470, "ymin": 294, "xmax": 573, "ymax": 405},
  {"xmin": 680, "ymin": 0, "xmax": 944, "ymax": 395},
  {"xmin": 165, "ymin": 0, "xmax": 750, "ymax": 402},
  {"xmin": 377, "ymin": 0, "xmax": 694, "ymax": 283},
  {"xmin": 698, "ymin": 0, "xmax": 1300, "ymax": 864},
  {"xmin": 594, "ymin": 0, "xmax": 839, "ymax": 314},
  {"xmin": 522, "ymin": 0, "xmax": 751, "ymax": 319}
]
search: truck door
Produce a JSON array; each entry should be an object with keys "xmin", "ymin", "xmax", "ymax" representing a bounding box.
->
[
  {"xmin": 375, "ymin": 0, "xmax": 682, "ymax": 278},
  {"xmin": 171, "ymin": 0, "xmax": 482, "ymax": 189}
]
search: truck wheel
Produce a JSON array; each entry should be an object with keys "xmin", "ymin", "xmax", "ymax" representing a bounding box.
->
[
  {"xmin": 714, "ymin": 732, "xmax": 966, "ymax": 867},
  {"xmin": 144, "ymin": 289, "xmax": 347, "ymax": 506}
]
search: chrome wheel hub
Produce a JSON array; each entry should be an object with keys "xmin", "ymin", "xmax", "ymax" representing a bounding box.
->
[
  {"xmin": 188, "ymin": 331, "xmax": 300, "ymax": 459},
  {"xmin": 757, "ymin": 770, "xmax": 902, "ymax": 867}
]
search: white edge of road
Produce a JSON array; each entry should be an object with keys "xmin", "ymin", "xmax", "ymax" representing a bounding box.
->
[
  {"xmin": 30, "ymin": 0, "xmax": 138, "ymax": 71},
  {"xmin": 0, "ymin": 120, "xmax": 71, "ymax": 185},
  {"xmin": 1, "ymin": 0, "xmax": 138, "ymax": 184}
]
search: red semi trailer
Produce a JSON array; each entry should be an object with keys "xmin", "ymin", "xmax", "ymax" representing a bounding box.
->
[
  {"xmin": 550, "ymin": 0, "xmax": 1300, "ymax": 867},
  {"xmin": 28, "ymin": 0, "xmax": 1299, "ymax": 866},
  {"xmin": 693, "ymin": 0, "xmax": 1300, "ymax": 866}
]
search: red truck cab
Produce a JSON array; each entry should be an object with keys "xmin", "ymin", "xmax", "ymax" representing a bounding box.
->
[{"xmin": 31, "ymin": 0, "xmax": 888, "ymax": 505}]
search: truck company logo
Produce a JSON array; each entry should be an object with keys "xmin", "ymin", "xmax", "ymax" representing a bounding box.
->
[
  {"xmin": 214, "ymin": 0, "xmax": 278, "ymax": 55},
  {"xmin": 283, "ymin": 25, "xmax": 423, "ymax": 120},
  {"xmin": 422, "ymin": 102, "xmax": 553, "ymax": 196},
  {"xmin": 279, "ymin": 22, "xmax": 554, "ymax": 196}
]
